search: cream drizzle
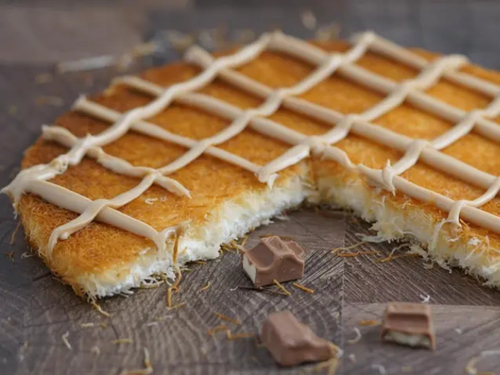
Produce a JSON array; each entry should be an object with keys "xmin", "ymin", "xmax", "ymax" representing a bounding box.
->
[
  {"xmin": 3, "ymin": 33, "xmax": 278, "ymax": 257},
  {"xmin": 120, "ymin": 76, "xmax": 500, "ymax": 234},
  {"xmin": 43, "ymin": 125, "xmax": 190, "ymax": 197},
  {"xmin": 186, "ymin": 32, "xmax": 500, "ymax": 228},
  {"xmin": 4, "ymin": 30, "xmax": 500, "ymax": 261},
  {"xmin": 71, "ymin": 97, "xmax": 267, "ymax": 181},
  {"xmin": 22, "ymin": 179, "xmax": 178, "ymax": 260},
  {"xmin": 185, "ymin": 43, "xmax": 498, "ymax": 193},
  {"xmin": 358, "ymin": 33, "xmax": 500, "ymax": 97}
]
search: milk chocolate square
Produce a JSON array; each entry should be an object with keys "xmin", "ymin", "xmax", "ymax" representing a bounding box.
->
[
  {"xmin": 261, "ymin": 311, "xmax": 335, "ymax": 366},
  {"xmin": 381, "ymin": 302, "xmax": 435, "ymax": 350},
  {"xmin": 242, "ymin": 236, "xmax": 305, "ymax": 287}
]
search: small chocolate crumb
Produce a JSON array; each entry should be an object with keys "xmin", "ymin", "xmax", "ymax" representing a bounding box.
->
[
  {"xmin": 261, "ymin": 311, "xmax": 335, "ymax": 367},
  {"xmin": 242, "ymin": 236, "xmax": 305, "ymax": 287},
  {"xmin": 381, "ymin": 302, "xmax": 435, "ymax": 350}
]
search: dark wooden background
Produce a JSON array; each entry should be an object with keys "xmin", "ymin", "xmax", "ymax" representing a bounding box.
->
[{"xmin": 2, "ymin": 0, "xmax": 500, "ymax": 374}]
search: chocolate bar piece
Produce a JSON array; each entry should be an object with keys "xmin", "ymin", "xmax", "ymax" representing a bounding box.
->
[
  {"xmin": 381, "ymin": 302, "xmax": 435, "ymax": 350},
  {"xmin": 261, "ymin": 311, "xmax": 335, "ymax": 366},
  {"xmin": 242, "ymin": 236, "xmax": 305, "ymax": 287}
]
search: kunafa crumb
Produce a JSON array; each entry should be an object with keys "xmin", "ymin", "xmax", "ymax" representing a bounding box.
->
[
  {"xmin": 214, "ymin": 312, "xmax": 241, "ymax": 326},
  {"xmin": 199, "ymin": 282, "xmax": 210, "ymax": 292},
  {"xmin": 10, "ymin": 220, "xmax": 21, "ymax": 245},
  {"xmin": 347, "ymin": 327, "xmax": 362, "ymax": 344},
  {"xmin": 91, "ymin": 301, "xmax": 111, "ymax": 318},
  {"xmin": 207, "ymin": 324, "xmax": 230, "ymax": 337},
  {"xmin": 359, "ymin": 320, "xmax": 380, "ymax": 326},
  {"xmin": 292, "ymin": 282, "xmax": 314, "ymax": 293},
  {"xmin": 61, "ymin": 331, "xmax": 72, "ymax": 350},
  {"xmin": 273, "ymin": 279, "xmax": 291, "ymax": 296}
]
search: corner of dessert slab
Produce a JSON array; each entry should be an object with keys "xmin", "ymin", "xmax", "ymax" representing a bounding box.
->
[
  {"xmin": 72, "ymin": 166, "xmax": 312, "ymax": 298},
  {"xmin": 317, "ymin": 171, "xmax": 500, "ymax": 288}
]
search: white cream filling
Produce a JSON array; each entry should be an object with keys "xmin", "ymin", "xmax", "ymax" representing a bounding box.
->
[
  {"xmin": 383, "ymin": 331, "xmax": 432, "ymax": 348},
  {"xmin": 81, "ymin": 170, "xmax": 500, "ymax": 298},
  {"xmin": 242, "ymin": 256, "xmax": 257, "ymax": 284},
  {"xmin": 78, "ymin": 172, "xmax": 309, "ymax": 297},
  {"xmin": 318, "ymin": 175, "xmax": 500, "ymax": 286}
]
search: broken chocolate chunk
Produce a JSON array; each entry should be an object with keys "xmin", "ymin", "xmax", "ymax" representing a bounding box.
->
[
  {"xmin": 242, "ymin": 236, "xmax": 305, "ymax": 287},
  {"xmin": 261, "ymin": 311, "xmax": 335, "ymax": 366},
  {"xmin": 381, "ymin": 302, "xmax": 436, "ymax": 350}
]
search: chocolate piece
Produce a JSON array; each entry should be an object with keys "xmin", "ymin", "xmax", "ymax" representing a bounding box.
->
[
  {"xmin": 242, "ymin": 236, "xmax": 305, "ymax": 287},
  {"xmin": 261, "ymin": 311, "xmax": 335, "ymax": 366},
  {"xmin": 381, "ymin": 302, "xmax": 435, "ymax": 350}
]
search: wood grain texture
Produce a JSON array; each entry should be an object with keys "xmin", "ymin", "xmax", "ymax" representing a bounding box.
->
[{"xmin": 2, "ymin": 0, "xmax": 500, "ymax": 374}]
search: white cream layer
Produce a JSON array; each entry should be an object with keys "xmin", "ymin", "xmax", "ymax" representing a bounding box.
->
[{"xmin": 383, "ymin": 331, "xmax": 432, "ymax": 349}]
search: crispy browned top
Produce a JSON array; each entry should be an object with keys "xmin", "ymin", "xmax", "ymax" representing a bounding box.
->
[{"xmin": 17, "ymin": 40, "xmax": 500, "ymax": 291}]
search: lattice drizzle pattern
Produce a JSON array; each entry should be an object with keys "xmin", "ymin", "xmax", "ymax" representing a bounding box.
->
[{"xmin": 5, "ymin": 31, "xmax": 500, "ymax": 263}]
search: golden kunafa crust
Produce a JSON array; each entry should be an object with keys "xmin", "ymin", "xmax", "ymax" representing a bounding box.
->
[{"xmin": 15, "ymin": 39, "xmax": 500, "ymax": 297}]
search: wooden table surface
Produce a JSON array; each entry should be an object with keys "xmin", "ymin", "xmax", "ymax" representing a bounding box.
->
[{"xmin": 2, "ymin": 1, "xmax": 500, "ymax": 374}]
